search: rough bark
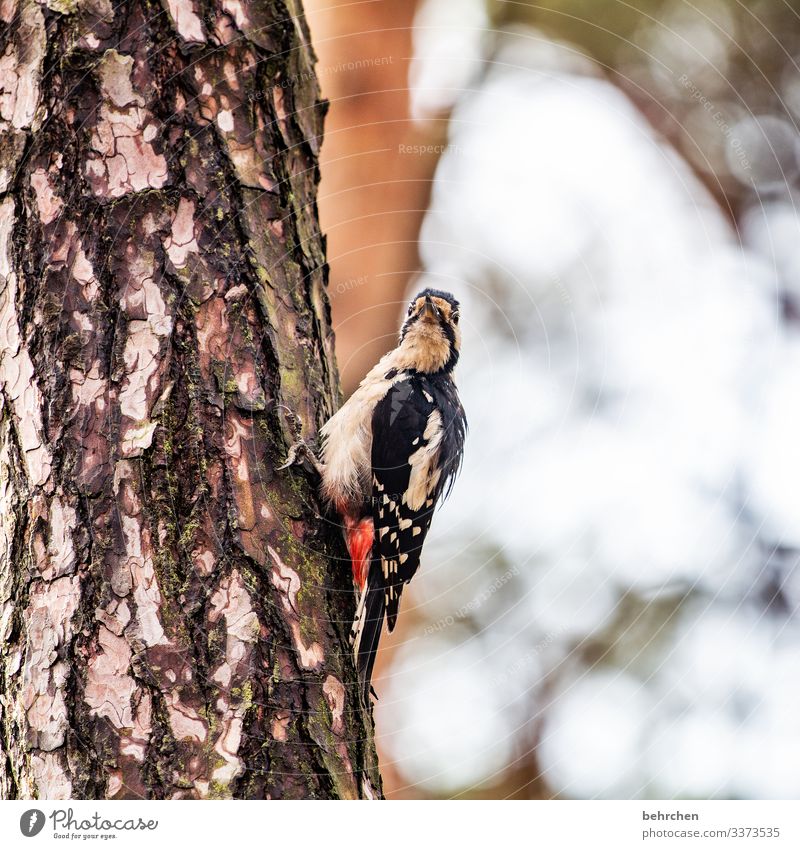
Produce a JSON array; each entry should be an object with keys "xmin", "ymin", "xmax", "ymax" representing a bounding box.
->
[{"xmin": 0, "ymin": 0, "xmax": 380, "ymax": 799}]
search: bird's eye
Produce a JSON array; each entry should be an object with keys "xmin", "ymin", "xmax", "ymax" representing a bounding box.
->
[{"xmin": 452, "ymin": 312, "xmax": 460, "ymax": 324}]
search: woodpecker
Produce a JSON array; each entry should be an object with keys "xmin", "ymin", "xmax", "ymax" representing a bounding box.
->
[{"xmin": 317, "ymin": 289, "xmax": 466, "ymax": 702}]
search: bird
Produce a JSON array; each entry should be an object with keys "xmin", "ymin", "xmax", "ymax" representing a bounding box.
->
[{"xmin": 317, "ymin": 288, "xmax": 467, "ymax": 702}]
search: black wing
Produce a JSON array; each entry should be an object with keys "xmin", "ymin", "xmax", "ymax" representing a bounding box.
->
[
  {"xmin": 354, "ymin": 375, "xmax": 465, "ymax": 701},
  {"xmin": 371, "ymin": 377, "xmax": 442, "ymax": 630}
]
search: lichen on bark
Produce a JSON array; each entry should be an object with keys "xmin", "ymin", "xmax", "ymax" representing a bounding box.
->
[{"xmin": 0, "ymin": 0, "xmax": 380, "ymax": 799}]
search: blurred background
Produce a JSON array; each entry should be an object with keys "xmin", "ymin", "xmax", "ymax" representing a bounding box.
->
[{"xmin": 304, "ymin": 0, "xmax": 800, "ymax": 798}]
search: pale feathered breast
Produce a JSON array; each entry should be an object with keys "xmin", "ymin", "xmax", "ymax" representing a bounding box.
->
[{"xmin": 319, "ymin": 352, "xmax": 407, "ymax": 511}]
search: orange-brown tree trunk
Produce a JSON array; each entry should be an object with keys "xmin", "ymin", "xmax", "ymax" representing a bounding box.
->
[{"xmin": 0, "ymin": 0, "xmax": 379, "ymax": 799}]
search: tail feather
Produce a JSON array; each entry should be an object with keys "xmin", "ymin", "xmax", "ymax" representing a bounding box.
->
[{"xmin": 351, "ymin": 559, "xmax": 386, "ymax": 703}]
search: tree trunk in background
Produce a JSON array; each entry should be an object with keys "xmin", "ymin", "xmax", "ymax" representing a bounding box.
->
[
  {"xmin": 0, "ymin": 0, "xmax": 380, "ymax": 799},
  {"xmin": 304, "ymin": 0, "xmax": 441, "ymax": 395}
]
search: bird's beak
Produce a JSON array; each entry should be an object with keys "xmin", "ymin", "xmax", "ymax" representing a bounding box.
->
[{"xmin": 421, "ymin": 295, "xmax": 440, "ymax": 321}]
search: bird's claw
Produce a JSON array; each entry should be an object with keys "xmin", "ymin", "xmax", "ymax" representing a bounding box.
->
[
  {"xmin": 277, "ymin": 439, "xmax": 324, "ymax": 476},
  {"xmin": 277, "ymin": 440, "xmax": 305, "ymax": 470}
]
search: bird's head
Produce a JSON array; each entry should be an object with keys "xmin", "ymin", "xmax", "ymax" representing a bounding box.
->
[{"xmin": 398, "ymin": 288, "xmax": 461, "ymax": 374}]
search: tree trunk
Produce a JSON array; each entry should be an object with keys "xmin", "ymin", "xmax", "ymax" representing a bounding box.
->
[{"xmin": 0, "ymin": 0, "xmax": 380, "ymax": 799}]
